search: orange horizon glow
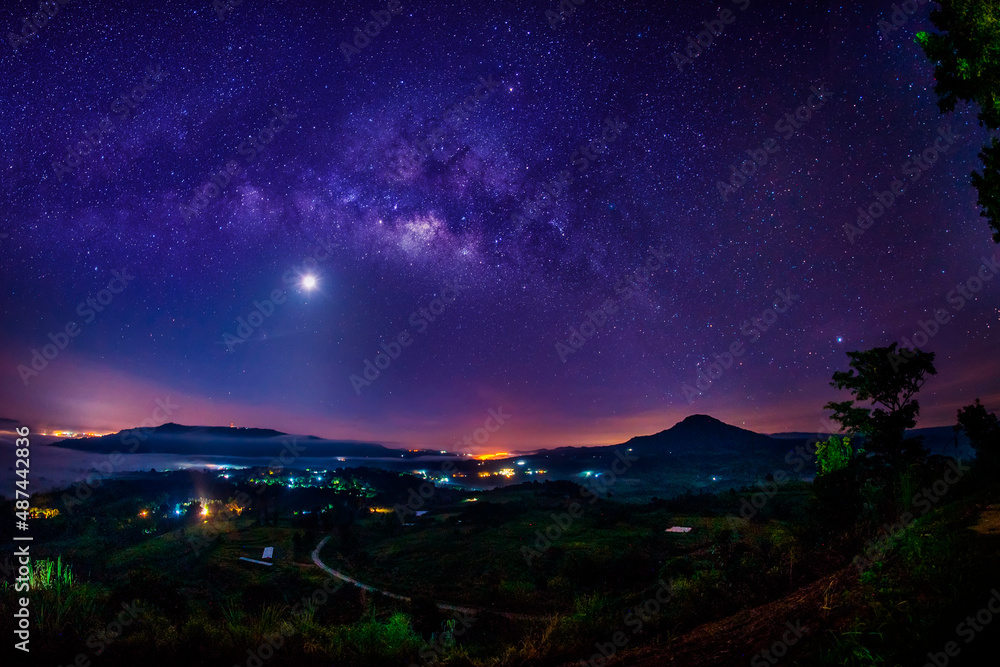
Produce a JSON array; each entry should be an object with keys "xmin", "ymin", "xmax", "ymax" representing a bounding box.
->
[{"xmin": 4, "ymin": 348, "xmax": 997, "ymax": 455}]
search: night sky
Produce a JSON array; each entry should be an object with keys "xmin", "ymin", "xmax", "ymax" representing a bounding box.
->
[{"xmin": 1, "ymin": 0, "xmax": 998, "ymax": 452}]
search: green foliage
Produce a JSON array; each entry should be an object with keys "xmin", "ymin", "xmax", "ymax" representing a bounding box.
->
[
  {"xmin": 469, "ymin": 615, "xmax": 563, "ymax": 667},
  {"xmin": 669, "ymin": 568, "xmax": 725, "ymax": 622},
  {"xmin": 32, "ymin": 582, "xmax": 107, "ymax": 637},
  {"xmin": 30, "ymin": 556, "xmax": 75, "ymax": 591},
  {"xmin": 218, "ymin": 600, "xmax": 290, "ymax": 647},
  {"xmin": 818, "ymin": 622, "xmax": 888, "ymax": 667},
  {"xmin": 801, "ymin": 498, "xmax": 984, "ymax": 666},
  {"xmin": 9, "ymin": 464, "xmax": 996, "ymax": 666},
  {"xmin": 438, "ymin": 617, "xmax": 458, "ymax": 648},
  {"xmin": 320, "ymin": 611, "xmax": 424, "ymax": 665},
  {"xmin": 824, "ymin": 344, "xmax": 936, "ymax": 462},
  {"xmin": 816, "ymin": 436, "xmax": 853, "ymax": 476},
  {"xmin": 22, "ymin": 556, "xmax": 87, "ymax": 636},
  {"xmin": 559, "ymin": 593, "xmax": 617, "ymax": 641},
  {"xmin": 917, "ymin": 0, "xmax": 1000, "ymax": 241}
]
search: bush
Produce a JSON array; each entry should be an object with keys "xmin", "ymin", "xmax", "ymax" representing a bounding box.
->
[
  {"xmin": 320, "ymin": 611, "xmax": 424, "ymax": 666},
  {"xmin": 668, "ymin": 568, "xmax": 725, "ymax": 626}
]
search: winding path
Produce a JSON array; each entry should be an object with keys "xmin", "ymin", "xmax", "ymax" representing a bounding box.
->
[{"xmin": 311, "ymin": 535, "xmax": 549, "ymax": 621}]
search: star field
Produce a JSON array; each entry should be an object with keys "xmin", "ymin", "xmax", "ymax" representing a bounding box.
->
[{"xmin": 1, "ymin": 0, "xmax": 998, "ymax": 450}]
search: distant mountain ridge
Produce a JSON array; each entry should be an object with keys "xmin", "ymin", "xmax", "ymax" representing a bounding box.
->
[
  {"xmin": 45, "ymin": 416, "xmax": 975, "ymax": 462},
  {"xmin": 49, "ymin": 422, "xmax": 393, "ymax": 458},
  {"xmin": 769, "ymin": 425, "xmax": 971, "ymax": 458},
  {"xmin": 151, "ymin": 422, "xmax": 288, "ymax": 438},
  {"xmin": 543, "ymin": 414, "xmax": 791, "ymax": 461}
]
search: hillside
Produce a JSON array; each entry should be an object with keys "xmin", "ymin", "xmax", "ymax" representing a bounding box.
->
[
  {"xmin": 582, "ymin": 485, "xmax": 1000, "ymax": 666},
  {"xmin": 48, "ymin": 423, "xmax": 393, "ymax": 458}
]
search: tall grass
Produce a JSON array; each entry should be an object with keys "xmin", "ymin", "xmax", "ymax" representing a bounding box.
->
[
  {"xmin": 318, "ymin": 611, "xmax": 424, "ymax": 666},
  {"xmin": 219, "ymin": 600, "xmax": 291, "ymax": 648},
  {"xmin": 30, "ymin": 556, "xmax": 74, "ymax": 591},
  {"xmin": 26, "ymin": 558, "xmax": 107, "ymax": 638}
]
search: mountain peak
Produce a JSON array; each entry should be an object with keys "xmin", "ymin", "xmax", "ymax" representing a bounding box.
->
[
  {"xmin": 678, "ymin": 414, "xmax": 727, "ymax": 427},
  {"xmin": 619, "ymin": 414, "xmax": 782, "ymax": 457}
]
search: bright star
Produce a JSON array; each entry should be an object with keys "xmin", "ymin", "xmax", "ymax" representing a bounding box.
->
[{"xmin": 301, "ymin": 275, "xmax": 317, "ymax": 290}]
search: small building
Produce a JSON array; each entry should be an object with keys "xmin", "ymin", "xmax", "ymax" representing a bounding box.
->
[
  {"xmin": 239, "ymin": 557, "xmax": 272, "ymax": 566},
  {"xmin": 665, "ymin": 526, "xmax": 692, "ymax": 533}
]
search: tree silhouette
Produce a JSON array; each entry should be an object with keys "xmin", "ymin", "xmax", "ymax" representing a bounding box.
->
[
  {"xmin": 824, "ymin": 344, "xmax": 937, "ymax": 462},
  {"xmin": 956, "ymin": 398, "xmax": 1000, "ymax": 469},
  {"xmin": 916, "ymin": 0, "xmax": 1000, "ymax": 241}
]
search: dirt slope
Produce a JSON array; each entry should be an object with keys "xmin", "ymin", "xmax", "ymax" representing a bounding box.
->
[{"xmin": 591, "ymin": 567, "xmax": 859, "ymax": 667}]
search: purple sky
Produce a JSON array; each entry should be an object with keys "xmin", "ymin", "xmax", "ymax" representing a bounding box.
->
[{"xmin": 1, "ymin": 0, "xmax": 998, "ymax": 452}]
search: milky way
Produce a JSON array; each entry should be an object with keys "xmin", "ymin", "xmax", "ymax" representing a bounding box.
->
[{"xmin": 1, "ymin": 0, "xmax": 998, "ymax": 450}]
